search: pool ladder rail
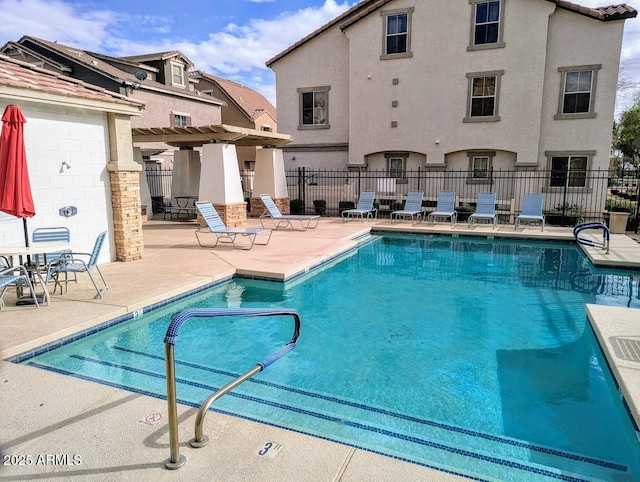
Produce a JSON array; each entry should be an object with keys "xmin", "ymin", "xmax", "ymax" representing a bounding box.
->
[
  {"xmin": 163, "ymin": 307, "xmax": 301, "ymax": 470},
  {"xmin": 573, "ymin": 222, "xmax": 610, "ymax": 254}
]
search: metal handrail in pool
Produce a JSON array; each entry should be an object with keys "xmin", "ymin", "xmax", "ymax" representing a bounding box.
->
[
  {"xmin": 163, "ymin": 307, "xmax": 301, "ymax": 469},
  {"xmin": 574, "ymin": 221, "xmax": 610, "ymax": 254}
]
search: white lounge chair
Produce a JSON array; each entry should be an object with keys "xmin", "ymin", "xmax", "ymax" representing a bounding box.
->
[
  {"xmin": 468, "ymin": 193, "xmax": 497, "ymax": 228},
  {"xmin": 0, "ymin": 265, "xmax": 39, "ymax": 309},
  {"xmin": 515, "ymin": 194, "xmax": 545, "ymax": 231},
  {"xmin": 427, "ymin": 191, "xmax": 457, "ymax": 226},
  {"xmin": 259, "ymin": 194, "xmax": 320, "ymax": 230},
  {"xmin": 342, "ymin": 191, "xmax": 378, "ymax": 221},
  {"xmin": 195, "ymin": 201, "xmax": 272, "ymax": 250},
  {"xmin": 391, "ymin": 191, "xmax": 424, "ymax": 224}
]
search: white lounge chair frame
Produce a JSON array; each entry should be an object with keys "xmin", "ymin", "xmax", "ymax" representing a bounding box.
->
[
  {"xmin": 391, "ymin": 191, "xmax": 424, "ymax": 224},
  {"xmin": 0, "ymin": 265, "xmax": 39, "ymax": 309},
  {"xmin": 427, "ymin": 191, "xmax": 457, "ymax": 226},
  {"xmin": 259, "ymin": 194, "xmax": 320, "ymax": 231},
  {"xmin": 342, "ymin": 191, "xmax": 378, "ymax": 221},
  {"xmin": 468, "ymin": 193, "xmax": 498, "ymax": 228},
  {"xmin": 195, "ymin": 201, "xmax": 272, "ymax": 250},
  {"xmin": 515, "ymin": 194, "xmax": 545, "ymax": 231}
]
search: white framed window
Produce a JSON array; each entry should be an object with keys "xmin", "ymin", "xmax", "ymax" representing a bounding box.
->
[
  {"xmin": 384, "ymin": 152, "xmax": 409, "ymax": 179},
  {"xmin": 171, "ymin": 63, "xmax": 185, "ymax": 87},
  {"xmin": 466, "ymin": 151, "xmax": 495, "ymax": 183},
  {"xmin": 464, "ymin": 71, "xmax": 503, "ymax": 122},
  {"xmin": 381, "ymin": 8, "xmax": 414, "ymax": 59},
  {"xmin": 555, "ymin": 65, "xmax": 600, "ymax": 120},
  {"xmin": 469, "ymin": 0, "xmax": 504, "ymax": 50},
  {"xmin": 298, "ymin": 87, "xmax": 330, "ymax": 129},
  {"xmin": 171, "ymin": 112, "xmax": 190, "ymax": 127}
]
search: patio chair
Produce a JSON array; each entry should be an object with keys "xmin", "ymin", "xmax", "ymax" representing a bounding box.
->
[
  {"xmin": 47, "ymin": 231, "xmax": 109, "ymax": 298},
  {"xmin": 468, "ymin": 193, "xmax": 498, "ymax": 228},
  {"xmin": 0, "ymin": 264, "xmax": 40, "ymax": 309},
  {"xmin": 342, "ymin": 191, "xmax": 378, "ymax": 221},
  {"xmin": 426, "ymin": 191, "xmax": 457, "ymax": 226},
  {"xmin": 391, "ymin": 191, "xmax": 424, "ymax": 224},
  {"xmin": 195, "ymin": 201, "xmax": 272, "ymax": 250},
  {"xmin": 30, "ymin": 227, "xmax": 74, "ymax": 278},
  {"xmin": 515, "ymin": 194, "xmax": 545, "ymax": 231},
  {"xmin": 259, "ymin": 194, "xmax": 320, "ymax": 230}
]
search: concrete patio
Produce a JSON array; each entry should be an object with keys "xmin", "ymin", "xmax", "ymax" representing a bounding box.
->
[{"xmin": 1, "ymin": 217, "xmax": 639, "ymax": 481}]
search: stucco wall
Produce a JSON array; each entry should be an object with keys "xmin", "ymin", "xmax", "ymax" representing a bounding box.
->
[
  {"xmin": 0, "ymin": 100, "xmax": 115, "ymax": 263},
  {"xmin": 539, "ymin": 8, "xmax": 625, "ymax": 170}
]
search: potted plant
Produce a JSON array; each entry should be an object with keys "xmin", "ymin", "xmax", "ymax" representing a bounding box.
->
[
  {"xmin": 545, "ymin": 203, "xmax": 584, "ymax": 226},
  {"xmin": 339, "ymin": 201, "xmax": 355, "ymax": 215},
  {"xmin": 455, "ymin": 204, "xmax": 475, "ymax": 222},
  {"xmin": 606, "ymin": 202, "xmax": 633, "ymax": 233},
  {"xmin": 290, "ymin": 198, "xmax": 304, "ymax": 215},
  {"xmin": 313, "ymin": 199, "xmax": 327, "ymax": 215}
]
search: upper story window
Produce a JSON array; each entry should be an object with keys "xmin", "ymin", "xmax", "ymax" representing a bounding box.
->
[
  {"xmin": 381, "ymin": 8, "xmax": 414, "ymax": 60},
  {"xmin": 464, "ymin": 70, "xmax": 504, "ymax": 122},
  {"xmin": 468, "ymin": 0, "xmax": 505, "ymax": 51},
  {"xmin": 171, "ymin": 112, "xmax": 190, "ymax": 127},
  {"xmin": 171, "ymin": 63, "xmax": 185, "ymax": 87},
  {"xmin": 555, "ymin": 65, "xmax": 600, "ymax": 120},
  {"xmin": 298, "ymin": 87, "xmax": 330, "ymax": 129}
]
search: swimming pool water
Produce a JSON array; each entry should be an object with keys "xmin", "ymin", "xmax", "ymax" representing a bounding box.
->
[{"xmin": 19, "ymin": 234, "xmax": 640, "ymax": 481}]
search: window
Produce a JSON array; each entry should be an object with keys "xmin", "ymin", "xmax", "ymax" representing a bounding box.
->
[
  {"xmin": 550, "ymin": 156, "xmax": 588, "ymax": 188},
  {"xmin": 555, "ymin": 65, "xmax": 600, "ymax": 120},
  {"xmin": 171, "ymin": 63, "xmax": 185, "ymax": 87},
  {"xmin": 298, "ymin": 87, "xmax": 330, "ymax": 129},
  {"xmin": 469, "ymin": 0, "xmax": 504, "ymax": 50},
  {"xmin": 466, "ymin": 151, "xmax": 495, "ymax": 183},
  {"xmin": 171, "ymin": 112, "xmax": 190, "ymax": 127},
  {"xmin": 384, "ymin": 153, "xmax": 409, "ymax": 179},
  {"xmin": 381, "ymin": 8, "xmax": 414, "ymax": 59},
  {"xmin": 464, "ymin": 71, "xmax": 503, "ymax": 122}
]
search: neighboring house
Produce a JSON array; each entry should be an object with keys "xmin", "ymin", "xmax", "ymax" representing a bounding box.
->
[
  {"xmin": 266, "ymin": 0, "xmax": 637, "ymax": 191},
  {"xmin": 0, "ymin": 54, "xmax": 145, "ymax": 262},
  {"xmin": 1, "ymin": 37, "xmax": 225, "ymax": 165},
  {"xmin": 191, "ymin": 71, "xmax": 277, "ymax": 169}
]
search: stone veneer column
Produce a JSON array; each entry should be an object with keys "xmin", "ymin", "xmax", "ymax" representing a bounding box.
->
[{"xmin": 106, "ymin": 113, "xmax": 143, "ymax": 261}]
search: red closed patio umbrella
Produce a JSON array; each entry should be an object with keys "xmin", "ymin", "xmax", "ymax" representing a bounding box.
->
[{"xmin": 0, "ymin": 104, "xmax": 35, "ymax": 246}]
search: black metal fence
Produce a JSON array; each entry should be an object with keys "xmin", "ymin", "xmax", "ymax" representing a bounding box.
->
[{"xmin": 147, "ymin": 167, "xmax": 639, "ymax": 231}]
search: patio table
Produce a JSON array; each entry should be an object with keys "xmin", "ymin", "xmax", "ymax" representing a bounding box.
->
[{"xmin": 0, "ymin": 241, "xmax": 74, "ymax": 306}]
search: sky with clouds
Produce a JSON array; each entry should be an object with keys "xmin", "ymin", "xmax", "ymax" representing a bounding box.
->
[{"xmin": 0, "ymin": 0, "xmax": 638, "ymax": 112}]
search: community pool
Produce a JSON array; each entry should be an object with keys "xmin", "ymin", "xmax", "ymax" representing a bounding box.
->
[{"xmin": 17, "ymin": 234, "xmax": 640, "ymax": 481}]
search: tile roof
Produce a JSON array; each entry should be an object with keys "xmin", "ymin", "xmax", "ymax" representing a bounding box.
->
[
  {"xmin": 191, "ymin": 70, "xmax": 276, "ymax": 122},
  {"xmin": 0, "ymin": 53, "xmax": 144, "ymax": 109},
  {"xmin": 266, "ymin": 0, "xmax": 637, "ymax": 67},
  {"xmin": 15, "ymin": 36, "xmax": 219, "ymax": 104}
]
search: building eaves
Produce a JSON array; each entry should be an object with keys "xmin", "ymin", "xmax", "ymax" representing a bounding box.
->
[
  {"xmin": 191, "ymin": 70, "xmax": 277, "ymax": 122},
  {"xmin": 0, "ymin": 53, "xmax": 144, "ymax": 113},
  {"xmin": 0, "ymin": 41, "xmax": 72, "ymax": 73},
  {"xmin": 549, "ymin": 1, "xmax": 637, "ymax": 20},
  {"xmin": 16, "ymin": 36, "xmax": 221, "ymax": 105},
  {"xmin": 266, "ymin": 0, "xmax": 636, "ymax": 67},
  {"xmin": 120, "ymin": 51, "xmax": 195, "ymax": 69},
  {"xmin": 266, "ymin": 0, "xmax": 392, "ymax": 67}
]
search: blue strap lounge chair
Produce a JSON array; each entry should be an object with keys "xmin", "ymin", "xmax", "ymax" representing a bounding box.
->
[
  {"xmin": 515, "ymin": 194, "xmax": 545, "ymax": 231},
  {"xmin": 391, "ymin": 191, "xmax": 424, "ymax": 224},
  {"xmin": 259, "ymin": 194, "xmax": 320, "ymax": 230},
  {"xmin": 342, "ymin": 191, "xmax": 378, "ymax": 221},
  {"xmin": 0, "ymin": 265, "xmax": 39, "ymax": 309},
  {"xmin": 47, "ymin": 231, "xmax": 109, "ymax": 299},
  {"xmin": 427, "ymin": 191, "xmax": 457, "ymax": 226},
  {"xmin": 195, "ymin": 201, "xmax": 272, "ymax": 250},
  {"xmin": 468, "ymin": 193, "xmax": 497, "ymax": 228}
]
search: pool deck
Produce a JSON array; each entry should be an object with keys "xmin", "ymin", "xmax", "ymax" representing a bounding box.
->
[{"xmin": 1, "ymin": 218, "xmax": 639, "ymax": 481}]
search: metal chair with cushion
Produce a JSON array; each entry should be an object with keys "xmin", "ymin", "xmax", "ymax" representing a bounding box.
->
[{"xmin": 47, "ymin": 231, "xmax": 109, "ymax": 298}]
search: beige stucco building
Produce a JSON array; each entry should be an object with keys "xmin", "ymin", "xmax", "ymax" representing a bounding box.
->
[{"xmin": 267, "ymin": 0, "xmax": 636, "ymax": 180}]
